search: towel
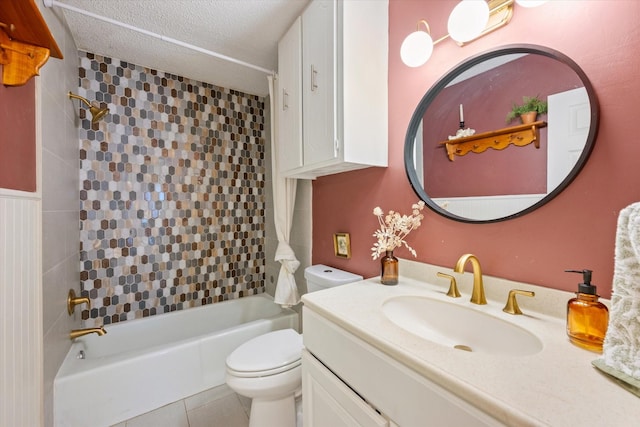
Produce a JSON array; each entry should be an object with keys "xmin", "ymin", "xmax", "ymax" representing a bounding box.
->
[
  {"xmin": 273, "ymin": 241, "xmax": 301, "ymax": 308},
  {"xmin": 593, "ymin": 202, "xmax": 640, "ymax": 397}
]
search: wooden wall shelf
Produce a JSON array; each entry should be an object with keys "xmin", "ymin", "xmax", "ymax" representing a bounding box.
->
[
  {"xmin": 0, "ymin": 0, "xmax": 63, "ymax": 86},
  {"xmin": 439, "ymin": 121, "xmax": 547, "ymax": 161}
]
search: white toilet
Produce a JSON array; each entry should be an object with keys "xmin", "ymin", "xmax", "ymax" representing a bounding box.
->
[{"xmin": 225, "ymin": 265, "xmax": 363, "ymax": 427}]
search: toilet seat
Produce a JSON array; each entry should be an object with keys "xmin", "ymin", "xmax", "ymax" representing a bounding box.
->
[
  {"xmin": 226, "ymin": 329, "xmax": 303, "ymax": 378},
  {"xmin": 227, "ymin": 359, "xmax": 301, "ymax": 378}
]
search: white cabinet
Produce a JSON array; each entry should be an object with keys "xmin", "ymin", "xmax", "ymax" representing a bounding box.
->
[
  {"xmin": 302, "ymin": 308, "xmax": 505, "ymax": 427},
  {"xmin": 277, "ymin": 16, "xmax": 303, "ymax": 172},
  {"xmin": 276, "ymin": 0, "xmax": 388, "ymax": 179},
  {"xmin": 302, "ymin": 350, "xmax": 389, "ymax": 427},
  {"xmin": 301, "ymin": 0, "xmax": 336, "ymax": 169}
]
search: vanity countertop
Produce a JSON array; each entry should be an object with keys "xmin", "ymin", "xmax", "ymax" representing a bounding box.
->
[{"xmin": 301, "ymin": 259, "xmax": 640, "ymax": 427}]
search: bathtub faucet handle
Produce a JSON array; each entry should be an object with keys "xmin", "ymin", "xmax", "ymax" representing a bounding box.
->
[{"xmin": 67, "ymin": 289, "xmax": 91, "ymax": 315}]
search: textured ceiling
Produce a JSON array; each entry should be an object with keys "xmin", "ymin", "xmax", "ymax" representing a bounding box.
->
[{"xmin": 57, "ymin": 0, "xmax": 311, "ymax": 95}]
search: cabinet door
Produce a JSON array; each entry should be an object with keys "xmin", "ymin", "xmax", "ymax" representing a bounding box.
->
[
  {"xmin": 302, "ymin": 350, "xmax": 389, "ymax": 427},
  {"xmin": 302, "ymin": 0, "xmax": 338, "ymax": 167},
  {"xmin": 277, "ymin": 16, "xmax": 303, "ymax": 173}
]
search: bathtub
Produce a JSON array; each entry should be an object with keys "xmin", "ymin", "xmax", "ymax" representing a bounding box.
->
[{"xmin": 54, "ymin": 293, "xmax": 299, "ymax": 427}]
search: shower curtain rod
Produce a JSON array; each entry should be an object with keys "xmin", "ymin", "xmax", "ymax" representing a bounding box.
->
[{"xmin": 43, "ymin": 0, "xmax": 275, "ymax": 75}]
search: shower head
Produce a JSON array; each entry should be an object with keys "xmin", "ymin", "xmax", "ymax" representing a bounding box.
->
[{"xmin": 68, "ymin": 92, "xmax": 110, "ymax": 123}]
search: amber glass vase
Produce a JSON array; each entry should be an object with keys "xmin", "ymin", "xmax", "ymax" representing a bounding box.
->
[{"xmin": 380, "ymin": 250, "xmax": 399, "ymax": 285}]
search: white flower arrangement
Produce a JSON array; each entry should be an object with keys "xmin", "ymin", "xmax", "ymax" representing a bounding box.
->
[{"xmin": 371, "ymin": 201, "xmax": 425, "ymax": 260}]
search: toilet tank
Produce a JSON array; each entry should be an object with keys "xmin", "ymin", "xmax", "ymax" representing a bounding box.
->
[{"xmin": 304, "ymin": 265, "xmax": 363, "ymax": 293}]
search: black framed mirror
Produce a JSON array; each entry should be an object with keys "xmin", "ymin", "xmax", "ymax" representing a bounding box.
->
[{"xmin": 404, "ymin": 44, "xmax": 599, "ymax": 223}]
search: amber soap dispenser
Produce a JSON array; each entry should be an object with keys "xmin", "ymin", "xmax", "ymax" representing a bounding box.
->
[{"xmin": 565, "ymin": 269, "xmax": 609, "ymax": 352}]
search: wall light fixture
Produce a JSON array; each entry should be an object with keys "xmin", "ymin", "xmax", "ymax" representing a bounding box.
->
[{"xmin": 400, "ymin": 0, "xmax": 547, "ymax": 68}]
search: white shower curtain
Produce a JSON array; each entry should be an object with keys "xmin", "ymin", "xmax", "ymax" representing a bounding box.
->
[{"xmin": 268, "ymin": 75, "xmax": 300, "ymax": 307}]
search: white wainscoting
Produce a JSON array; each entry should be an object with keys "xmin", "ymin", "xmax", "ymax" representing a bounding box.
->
[
  {"xmin": 433, "ymin": 194, "xmax": 545, "ymax": 221},
  {"xmin": 0, "ymin": 192, "xmax": 42, "ymax": 427}
]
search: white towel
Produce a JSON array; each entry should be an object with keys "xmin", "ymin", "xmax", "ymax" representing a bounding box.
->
[
  {"xmin": 593, "ymin": 202, "xmax": 640, "ymax": 397},
  {"xmin": 273, "ymin": 241, "xmax": 301, "ymax": 308}
]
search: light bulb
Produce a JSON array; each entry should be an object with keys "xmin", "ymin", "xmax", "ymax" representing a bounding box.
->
[
  {"xmin": 400, "ymin": 30, "xmax": 434, "ymax": 67},
  {"xmin": 516, "ymin": 0, "xmax": 548, "ymax": 7},
  {"xmin": 447, "ymin": 0, "xmax": 490, "ymax": 43}
]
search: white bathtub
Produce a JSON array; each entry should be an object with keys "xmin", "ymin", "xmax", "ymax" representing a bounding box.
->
[{"xmin": 54, "ymin": 293, "xmax": 299, "ymax": 427}]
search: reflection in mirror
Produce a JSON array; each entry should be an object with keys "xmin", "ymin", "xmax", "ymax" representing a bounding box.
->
[{"xmin": 405, "ymin": 45, "xmax": 599, "ymax": 223}]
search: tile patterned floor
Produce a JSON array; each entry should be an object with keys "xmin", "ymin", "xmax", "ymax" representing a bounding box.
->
[{"xmin": 110, "ymin": 385, "xmax": 250, "ymax": 427}]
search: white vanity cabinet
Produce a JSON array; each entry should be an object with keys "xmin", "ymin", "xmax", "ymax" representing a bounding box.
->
[
  {"xmin": 276, "ymin": 0, "xmax": 388, "ymax": 179},
  {"xmin": 302, "ymin": 308, "xmax": 505, "ymax": 427},
  {"xmin": 302, "ymin": 350, "xmax": 391, "ymax": 427}
]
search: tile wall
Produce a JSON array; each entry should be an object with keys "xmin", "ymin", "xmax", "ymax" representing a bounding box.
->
[
  {"xmin": 77, "ymin": 52, "xmax": 266, "ymax": 327},
  {"xmin": 38, "ymin": 2, "xmax": 83, "ymax": 423}
]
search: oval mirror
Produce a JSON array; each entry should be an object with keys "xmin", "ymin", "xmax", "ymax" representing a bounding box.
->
[{"xmin": 404, "ymin": 44, "xmax": 599, "ymax": 223}]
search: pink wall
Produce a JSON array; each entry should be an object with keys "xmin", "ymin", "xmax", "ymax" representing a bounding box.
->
[
  {"xmin": 424, "ymin": 54, "xmax": 581, "ymax": 197},
  {"xmin": 312, "ymin": 0, "xmax": 640, "ymax": 299},
  {"xmin": 0, "ymin": 78, "xmax": 36, "ymax": 192}
]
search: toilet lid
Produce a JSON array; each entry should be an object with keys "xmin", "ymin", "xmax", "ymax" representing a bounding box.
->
[{"xmin": 226, "ymin": 329, "xmax": 303, "ymax": 376}]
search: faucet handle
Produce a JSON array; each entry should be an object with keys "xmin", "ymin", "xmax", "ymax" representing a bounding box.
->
[
  {"xmin": 437, "ymin": 272, "xmax": 461, "ymax": 298},
  {"xmin": 67, "ymin": 289, "xmax": 91, "ymax": 315},
  {"xmin": 503, "ymin": 289, "xmax": 535, "ymax": 315}
]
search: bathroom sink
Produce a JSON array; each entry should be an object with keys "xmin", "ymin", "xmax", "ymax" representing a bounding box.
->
[{"xmin": 382, "ymin": 296, "xmax": 542, "ymax": 356}]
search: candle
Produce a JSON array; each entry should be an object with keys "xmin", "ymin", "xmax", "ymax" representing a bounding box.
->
[{"xmin": 459, "ymin": 104, "xmax": 464, "ymax": 122}]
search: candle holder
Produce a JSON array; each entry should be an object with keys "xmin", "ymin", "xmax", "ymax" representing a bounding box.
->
[{"xmin": 459, "ymin": 121, "xmax": 465, "ymax": 129}]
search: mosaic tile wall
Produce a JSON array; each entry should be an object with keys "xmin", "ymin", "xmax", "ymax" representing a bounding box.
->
[{"xmin": 77, "ymin": 51, "xmax": 266, "ymax": 327}]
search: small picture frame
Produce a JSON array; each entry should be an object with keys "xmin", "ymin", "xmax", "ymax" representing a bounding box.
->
[{"xmin": 333, "ymin": 233, "xmax": 351, "ymax": 259}]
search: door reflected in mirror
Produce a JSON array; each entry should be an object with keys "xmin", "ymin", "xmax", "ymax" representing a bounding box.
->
[{"xmin": 405, "ymin": 45, "xmax": 599, "ymax": 223}]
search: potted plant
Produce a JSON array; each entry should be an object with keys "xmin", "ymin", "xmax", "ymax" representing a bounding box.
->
[{"xmin": 506, "ymin": 96, "xmax": 548, "ymax": 124}]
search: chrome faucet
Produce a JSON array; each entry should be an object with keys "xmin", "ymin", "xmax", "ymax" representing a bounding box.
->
[
  {"xmin": 69, "ymin": 326, "xmax": 107, "ymax": 340},
  {"xmin": 453, "ymin": 254, "xmax": 487, "ymax": 305}
]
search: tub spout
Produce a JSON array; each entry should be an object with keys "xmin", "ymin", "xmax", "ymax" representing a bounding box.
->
[{"xmin": 70, "ymin": 326, "xmax": 107, "ymax": 340}]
